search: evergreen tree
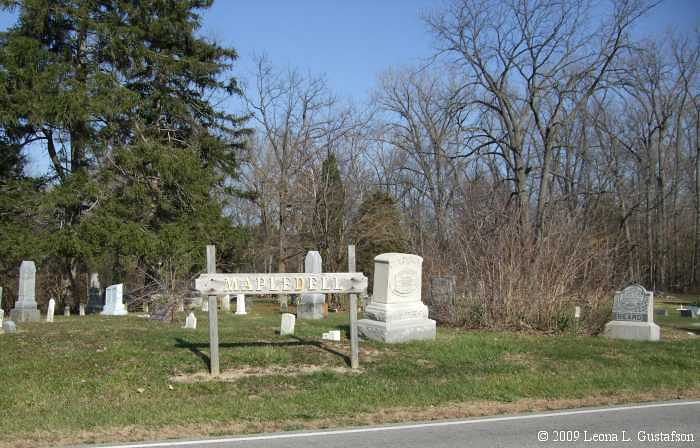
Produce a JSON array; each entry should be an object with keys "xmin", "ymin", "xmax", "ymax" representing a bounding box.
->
[
  {"xmin": 352, "ymin": 190, "xmax": 407, "ymax": 290},
  {"xmin": 314, "ymin": 152, "xmax": 346, "ymax": 272},
  {"xmin": 0, "ymin": 0, "xmax": 249, "ymax": 300}
]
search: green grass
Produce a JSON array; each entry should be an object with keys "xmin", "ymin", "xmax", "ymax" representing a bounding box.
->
[
  {"xmin": 654, "ymin": 302, "xmax": 700, "ymax": 333},
  {"xmin": 0, "ymin": 303, "xmax": 698, "ymax": 446}
]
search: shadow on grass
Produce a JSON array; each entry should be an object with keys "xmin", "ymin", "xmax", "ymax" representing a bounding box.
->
[{"xmin": 174, "ymin": 336, "xmax": 351, "ymax": 370}]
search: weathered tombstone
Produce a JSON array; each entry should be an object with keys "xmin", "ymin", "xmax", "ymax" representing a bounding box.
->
[
  {"xmin": 221, "ymin": 294, "xmax": 231, "ymax": 312},
  {"xmin": 235, "ymin": 293, "xmax": 247, "ymax": 315},
  {"xmin": 64, "ymin": 305, "xmax": 70, "ymax": 317},
  {"xmin": 298, "ymin": 251, "xmax": 325, "ymax": 320},
  {"xmin": 428, "ymin": 276, "xmax": 456, "ymax": 321},
  {"xmin": 46, "ymin": 298, "xmax": 55, "ymax": 323},
  {"xmin": 101, "ymin": 284, "xmax": 128, "ymax": 316},
  {"xmin": 358, "ymin": 253, "xmax": 436, "ymax": 343},
  {"xmin": 79, "ymin": 303, "xmax": 85, "ymax": 316},
  {"xmin": 184, "ymin": 311, "xmax": 197, "ymax": 329},
  {"xmin": 86, "ymin": 273, "xmax": 104, "ymax": 314},
  {"xmin": 280, "ymin": 313, "xmax": 295, "ymax": 336},
  {"xmin": 604, "ymin": 284, "xmax": 660, "ymax": 341},
  {"xmin": 654, "ymin": 308, "xmax": 668, "ymax": 317},
  {"xmin": 177, "ymin": 300, "xmax": 184, "ymax": 313},
  {"xmin": 10, "ymin": 261, "xmax": 40, "ymax": 322},
  {"xmin": 3, "ymin": 320, "xmax": 16, "ymax": 334},
  {"xmin": 150, "ymin": 303, "xmax": 172, "ymax": 321}
]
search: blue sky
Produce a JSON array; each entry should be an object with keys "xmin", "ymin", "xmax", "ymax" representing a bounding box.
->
[{"xmin": 1, "ymin": 0, "xmax": 699, "ymax": 175}]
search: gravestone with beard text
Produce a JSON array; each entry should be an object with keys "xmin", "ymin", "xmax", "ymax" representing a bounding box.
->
[{"xmin": 604, "ymin": 284, "xmax": 660, "ymax": 341}]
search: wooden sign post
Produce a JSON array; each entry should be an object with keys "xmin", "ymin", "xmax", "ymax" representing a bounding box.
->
[
  {"xmin": 195, "ymin": 247, "xmax": 369, "ymax": 375},
  {"xmin": 206, "ymin": 245, "xmax": 220, "ymax": 376},
  {"xmin": 348, "ymin": 244, "xmax": 359, "ymax": 369}
]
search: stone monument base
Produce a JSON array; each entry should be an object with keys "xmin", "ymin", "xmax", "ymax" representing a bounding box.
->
[
  {"xmin": 604, "ymin": 321, "xmax": 660, "ymax": 341},
  {"xmin": 101, "ymin": 307, "xmax": 128, "ymax": 316},
  {"xmin": 10, "ymin": 308, "xmax": 40, "ymax": 323},
  {"xmin": 358, "ymin": 317, "xmax": 436, "ymax": 343},
  {"xmin": 298, "ymin": 295, "xmax": 324, "ymax": 320}
]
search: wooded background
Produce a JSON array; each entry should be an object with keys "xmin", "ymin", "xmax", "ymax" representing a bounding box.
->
[{"xmin": 1, "ymin": 0, "xmax": 698, "ymax": 333}]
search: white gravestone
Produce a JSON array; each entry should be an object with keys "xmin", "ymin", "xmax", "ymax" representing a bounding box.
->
[
  {"xmin": 101, "ymin": 284, "xmax": 128, "ymax": 316},
  {"xmin": 3, "ymin": 320, "xmax": 16, "ymax": 334},
  {"xmin": 322, "ymin": 330, "xmax": 341, "ymax": 341},
  {"xmin": 280, "ymin": 313, "xmax": 296, "ymax": 336},
  {"xmin": 184, "ymin": 312, "xmax": 197, "ymax": 329},
  {"xmin": 64, "ymin": 305, "xmax": 70, "ymax": 316},
  {"xmin": 10, "ymin": 260, "xmax": 40, "ymax": 322},
  {"xmin": 358, "ymin": 253, "xmax": 436, "ymax": 343},
  {"xmin": 298, "ymin": 251, "xmax": 325, "ymax": 320},
  {"xmin": 221, "ymin": 294, "xmax": 231, "ymax": 312},
  {"xmin": 604, "ymin": 284, "xmax": 660, "ymax": 341},
  {"xmin": 79, "ymin": 303, "xmax": 85, "ymax": 316},
  {"xmin": 47, "ymin": 298, "xmax": 55, "ymax": 323},
  {"xmin": 202, "ymin": 297, "xmax": 209, "ymax": 312},
  {"xmin": 235, "ymin": 294, "xmax": 247, "ymax": 315}
]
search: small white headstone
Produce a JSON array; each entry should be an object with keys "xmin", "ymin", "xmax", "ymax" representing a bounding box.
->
[
  {"xmin": 221, "ymin": 294, "xmax": 231, "ymax": 312},
  {"xmin": 184, "ymin": 312, "xmax": 197, "ymax": 329},
  {"xmin": 47, "ymin": 299, "xmax": 56, "ymax": 322},
  {"xmin": 235, "ymin": 294, "xmax": 247, "ymax": 315},
  {"xmin": 280, "ymin": 313, "xmax": 295, "ymax": 336},
  {"xmin": 79, "ymin": 303, "xmax": 85, "ymax": 316},
  {"xmin": 64, "ymin": 305, "xmax": 70, "ymax": 317},
  {"xmin": 322, "ymin": 330, "xmax": 341, "ymax": 341},
  {"xmin": 574, "ymin": 306, "xmax": 581, "ymax": 319},
  {"xmin": 3, "ymin": 320, "xmax": 16, "ymax": 334},
  {"xmin": 202, "ymin": 298, "xmax": 209, "ymax": 312},
  {"xmin": 101, "ymin": 284, "xmax": 128, "ymax": 316}
]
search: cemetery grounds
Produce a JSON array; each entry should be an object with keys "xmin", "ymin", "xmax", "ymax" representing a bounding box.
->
[{"xmin": 0, "ymin": 301, "xmax": 698, "ymax": 448}]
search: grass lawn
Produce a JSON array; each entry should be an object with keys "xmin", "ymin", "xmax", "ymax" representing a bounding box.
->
[{"xmin": 0, "ymin": 303, "xmax": 698, "ymax": 447}]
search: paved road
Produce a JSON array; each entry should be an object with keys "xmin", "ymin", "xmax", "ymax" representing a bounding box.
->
[{"xmin": 88, "ymin": 400, "xmax": 699, "ymax": 448}]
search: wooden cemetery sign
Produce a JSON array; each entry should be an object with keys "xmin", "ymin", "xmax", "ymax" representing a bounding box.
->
[
  {"xmin": 195, "ymin": 273, "xmax": 368, "ymax": 296},
  {"xmin": 194, "ymin": 245, "xmax": 367, "ymax": 375}
]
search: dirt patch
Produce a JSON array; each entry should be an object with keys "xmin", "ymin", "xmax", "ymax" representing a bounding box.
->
[
  {"xmin": 4, "ymin": 389, "xmax": 699, "ymax": 448},
  {"xmin": 171, "ymin": 364, "xmax": 361, "ymax": 383}
]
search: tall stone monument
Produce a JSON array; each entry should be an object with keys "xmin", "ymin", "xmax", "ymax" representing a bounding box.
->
[
  {"xmin": 298, "ymin": 251, "xmax": 325, "ymax": 320},
  {"xmin": 101, "ymin": 283, "xmax": 128, "ymax": 316},
  {"xmin": 86, "ymin": 272, "xmax": 104, "ymax": 314},
  {"xmin": 10, "ymin": 261, "xmax": 40, "ymax": 322},
  {"xmin": 604, "ymin": 284, "xmax": 660, "ymax": 341},
  {"xmin": 358, "ymin": 253, "xmax": 436, "ymax": 343}
]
